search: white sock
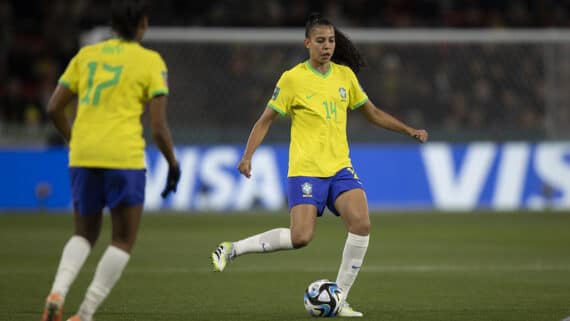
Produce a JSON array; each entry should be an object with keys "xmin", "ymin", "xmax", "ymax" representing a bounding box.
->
[
  {"xmin": 50, "ymin": 235, "xmax": 91, "ymax": 299},
  {"xmin": 77, "ymin": 246, "xmax": 130, "ymax": 321},
  {"xmin": 335, "ymin": 232, "xmax": 369, "ymax": 302},
  {"xmin": 233, "ymin": 228, "xmax": 293, "ymax": 256}
]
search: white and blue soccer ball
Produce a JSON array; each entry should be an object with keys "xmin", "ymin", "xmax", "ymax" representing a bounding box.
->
[{"xmin": 303, "ymin": 279, "xmax": 344, "ymax": 317}]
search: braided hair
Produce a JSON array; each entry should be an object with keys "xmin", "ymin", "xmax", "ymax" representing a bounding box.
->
[{"xmin": 305, "ymin": 13, "xmax": 366, "ymax": 74}]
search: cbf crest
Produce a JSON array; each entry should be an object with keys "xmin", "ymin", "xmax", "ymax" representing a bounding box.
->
[
  {"xmin": 339, "ymin": 87, "xmax": 347, "ymax": 100},
  {"xmin": 301, "ymin": 182, "xmax": 313, "ymax": 198}
]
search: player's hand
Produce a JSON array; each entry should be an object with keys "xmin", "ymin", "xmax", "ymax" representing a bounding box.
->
[
  {"xmin": 411, "ymin": 129, "xmax": 428, "ymax": 143},
  {"xmin": 161, "ymin": 163, "xmax": 181, "ymax": 198},
  {"xmin": 237, "ymin": 158, "xmax": 252, "ymax": 178}
]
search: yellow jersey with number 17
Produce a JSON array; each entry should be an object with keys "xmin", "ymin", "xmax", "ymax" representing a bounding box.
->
[
  {"xmin": 268, "ymin": 61, "xmax": 368, "ymax": 177},
  {"xmin": 59, "ymin": 38, "xmax": 168, "ymax": 169}
]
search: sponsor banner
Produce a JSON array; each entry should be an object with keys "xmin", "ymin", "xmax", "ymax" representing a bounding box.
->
[
  {"xmin": 0, "ymin": 143, "xmax": 569, "ymax": 211},
  {"xmin": 0, "ymin": 149, "xmax": 71, "ymax": 209}
]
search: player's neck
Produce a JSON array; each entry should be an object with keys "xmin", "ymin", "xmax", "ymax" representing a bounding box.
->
[{"xmin": 307, "ymin": 59, "xmax": 331, "ymax": 75}]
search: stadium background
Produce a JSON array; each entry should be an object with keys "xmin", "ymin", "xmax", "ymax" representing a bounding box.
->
[
  {"xmin": 1, "ymin": 1, "xmax": 570, "ymax": 321},
  {"xmin": 1, "ymin": 0, "xmax": 569, "ymax": 211}
]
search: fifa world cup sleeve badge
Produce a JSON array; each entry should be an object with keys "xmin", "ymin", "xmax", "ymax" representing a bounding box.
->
[{"xmin": 271, "ymin": 86, "xmax": 280, "ymax": 100}]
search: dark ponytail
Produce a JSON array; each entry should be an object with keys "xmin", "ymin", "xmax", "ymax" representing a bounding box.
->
[
  {"xmin": 111, "ymin": 0, "xmax": 149, "ymax": 40},
  {"xmin": 332, "ymin": 29, "xmax": 366, "ymax": 74},
  {"xmin": 305, "ymin": 13, "xmax": 366, "ymax": 74}
]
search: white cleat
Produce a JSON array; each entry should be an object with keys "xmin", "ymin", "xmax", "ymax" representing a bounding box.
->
[
  {"xmin": 211, "ymin": 241, "xmax": 234, "ymax": 272},
  {"xmin": 337, "ymin": 302, "xmax": 363, "ymax": 317}
]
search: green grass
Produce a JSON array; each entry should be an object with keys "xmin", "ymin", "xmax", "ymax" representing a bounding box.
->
[{"xmin": 1, "ymin": 211, "xmax": 570, "ymax": 321}]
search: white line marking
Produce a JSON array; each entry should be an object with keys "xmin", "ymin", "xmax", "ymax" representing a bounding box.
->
[{"xmin": 2, "ymin": 264, "xmax": 570, "ymax": 274}]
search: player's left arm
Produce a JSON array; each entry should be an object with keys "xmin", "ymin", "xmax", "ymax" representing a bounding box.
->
[
  {"xmin": 359, "ymin": 100, "xmax": 428, "ymax": 143},
  {"xmin": 46, "ymin": 84, "xmax": 75, "ymax": 144}
]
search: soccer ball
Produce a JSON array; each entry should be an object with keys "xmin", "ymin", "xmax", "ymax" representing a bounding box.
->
[{"xmin": 303, "ymin": 279, "xmax": 344, "ymax": 317}]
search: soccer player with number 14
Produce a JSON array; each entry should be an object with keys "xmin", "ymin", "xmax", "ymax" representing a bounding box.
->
[{"xmin": 212, "ymin": 13, "xmax": 428, "ymax": 317}]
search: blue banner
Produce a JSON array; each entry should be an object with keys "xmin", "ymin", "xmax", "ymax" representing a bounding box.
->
[
  {"xmin": 0, "ymin": 149, "xmax": 70, "ymax": 210},
  {"xmin": 1, "ymin": 143, "xmax": 569, "ymax": 212}
]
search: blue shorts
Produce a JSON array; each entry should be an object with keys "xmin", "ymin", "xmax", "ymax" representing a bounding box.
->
[
  {"xmin": 69, "ymin": 167, "xmax": 146, "ymax": 216},
  {"xmin": 287, "ymin": 167, "xmax": 364, "ymax": 216}
]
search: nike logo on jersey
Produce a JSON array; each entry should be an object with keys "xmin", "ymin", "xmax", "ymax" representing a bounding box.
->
[{"xmin": 306, "ymin": 94, "xmax": 316, "ymax": 100}]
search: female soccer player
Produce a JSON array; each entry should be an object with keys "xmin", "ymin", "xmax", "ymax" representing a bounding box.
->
[
  {"xmin": 211, "ymin": 14, "xmax": 428, "ymax": 317},
  {"xmin": 41, "ymin": 1, "xmax": 180, "ymax": 321}
]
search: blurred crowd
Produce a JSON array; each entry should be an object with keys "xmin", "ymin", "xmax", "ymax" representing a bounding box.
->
[
  {"xmin": 0, "ymin": 0, "xmax": 569, "ymax": 142},
  {"xmin": 134, "ymin": 0, "xmax": 570, "ymax": 28},
  {"xmin": 154, "ymin": 41, "xmax": 546, "ymax": 142}
]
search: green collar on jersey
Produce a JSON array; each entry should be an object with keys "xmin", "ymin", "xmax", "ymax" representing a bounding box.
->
[{"xmin": 305, "ymin": 60, "xmax": 332, "ymax": 78}]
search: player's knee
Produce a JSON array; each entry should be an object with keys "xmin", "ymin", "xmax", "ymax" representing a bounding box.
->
[
  {"xmin": 291, "ymin": 233, "xmax": 313, "ymax": 249},
  {"xmin": 349, "ymin": 219, "xmax": 370, "ymax": 235}
]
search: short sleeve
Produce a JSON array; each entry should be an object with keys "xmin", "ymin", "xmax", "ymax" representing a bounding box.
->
[
  {"xmin": 147, "ymin": 53, "xmax": 169, "ymax": 100},
  {"xmin": 348, "ymin": 69, "xmax": 368, "ymax": 110},
  {"xmin": 267, "ymin": 71, "xmax": 294, "ymax": 116},
  {"xmin": 59, "ymin": 54, "xmax": 80, "ymax": 93}
]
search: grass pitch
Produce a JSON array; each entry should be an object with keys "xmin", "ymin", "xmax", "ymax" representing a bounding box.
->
[{"xmin": 1, "ymin": 211, "xmax": 569, "ymax": 321}]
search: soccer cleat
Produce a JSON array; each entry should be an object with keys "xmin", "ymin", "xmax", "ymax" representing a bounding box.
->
[
  {"xmin": 41, "ymin": 292, "xmax": 64, "ymax": 321},
  {"xmin": 337, "ymin": 302, "xmax": 364, "ymax": 317},
  {"xmin": 211, "ymin": 241, "xmax": 234, "ymax": 272},
  {"xmin": 65, "ymin": 315, "xmax": 83, "ymax": 321}
]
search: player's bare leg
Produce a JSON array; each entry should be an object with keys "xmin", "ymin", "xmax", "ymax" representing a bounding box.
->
[
  {"xmin": 211, "ymin": 204, "xmax": 317, "ymax": 272},
  {"xmin": 289, "ymin": 204, "xmax": 318, "ymax": 248}
]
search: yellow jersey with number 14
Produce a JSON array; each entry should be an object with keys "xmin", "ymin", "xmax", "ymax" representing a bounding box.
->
[
  {"xmin": 268, "ymin": 61, "xmax": 368, "ymax": 177},
  {"xmin": 59, "ymin": 38, "xmax": 168, "ymax": 169}
]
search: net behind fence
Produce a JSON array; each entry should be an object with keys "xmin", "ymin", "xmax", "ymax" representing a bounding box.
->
[{"xmin": 150, "ymin": 40, "xmax": 549, "ymax": 142}]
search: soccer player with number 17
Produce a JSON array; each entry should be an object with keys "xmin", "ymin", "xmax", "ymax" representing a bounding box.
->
[{"xmin": 40, "ymin": 1, "xmax": 180, "ymax": 321}]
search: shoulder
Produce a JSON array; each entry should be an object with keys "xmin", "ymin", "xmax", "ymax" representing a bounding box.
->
[
  {"xmin": 291, "ymin": 61, "xmax": 312, "ymax": 75},
  {"xmin": 279, "ymin": 62, "xmax": 309, "ymax": 83},
  {"xmin": 73, "ymin": 39, "xmax": 121, "ymax": 60},
  {"xmin": 333, "ymin": 62, "xmax": 357, "ymax": 79},
  {"xmin": 138, "ymin": 46, "xmax": 163, "ymax": 60},
  {"xmin": 135, "ymin": 45, "xmax": 166, "ymax": 65},
  {"xmin": 73, "ymin": 41, "xmax": 103, "ymax": 59}
]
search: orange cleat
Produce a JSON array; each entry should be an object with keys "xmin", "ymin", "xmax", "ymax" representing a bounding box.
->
[
  {"xmin": 41, "ymin": 292, "xmax": 64, "ymax": 321},
  {"xmin": 66, "ymin": 315, "xmax": 82, "ymax": 321}
]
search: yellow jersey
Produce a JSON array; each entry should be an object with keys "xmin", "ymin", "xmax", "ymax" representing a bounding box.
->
[
  {"xmin": 59, "ymin": 38, "xmax": 168, "ymax": 169},
  {"xmin": 268, "ymin": 61, "xmax": 368, "ymax": 177}
]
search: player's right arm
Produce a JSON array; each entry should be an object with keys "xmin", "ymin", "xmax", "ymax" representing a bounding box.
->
[
  {"xmin": 237, "ymin": 106, "xmax": 279, "ymax": 178},
  {"xmin": 238, "ymin": 71, "xmax": 292, "ymax": 178},
  {"xmin": 47, "ymin": 52, "xmax": 80, "ymax": 144},
  {"xmin": 47, "ymin": 82, "xmax": 75, "ymax": 144}
]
